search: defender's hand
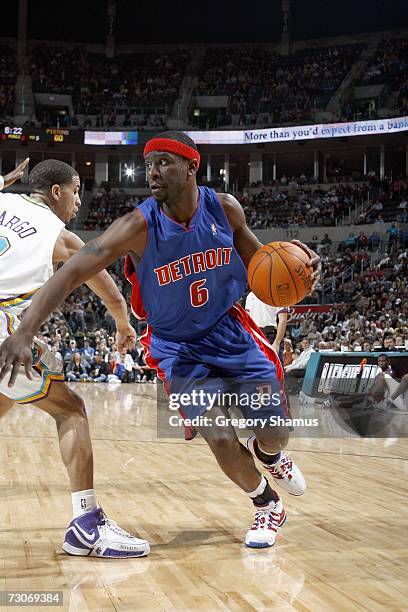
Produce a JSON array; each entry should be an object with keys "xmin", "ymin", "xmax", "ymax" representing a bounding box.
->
[
  {"xmin": 0, "ymin": 333, "xmax": 33, "ymax": 387},
  {"xmin": 116, "ymin": 325, "xmax": 137, "ymax": 352},
  {"xmin": 291, "ymin": 239, "xmax": 321, "ymax": 293},
  {"xmin": 3, "ymin": 158, "xmax": 30, "ymax": 189}
]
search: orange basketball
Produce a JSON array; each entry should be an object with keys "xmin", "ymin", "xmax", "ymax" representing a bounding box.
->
[{"xmin": 248, "ymin": 241, "xmax": 313, "ymax": 307}]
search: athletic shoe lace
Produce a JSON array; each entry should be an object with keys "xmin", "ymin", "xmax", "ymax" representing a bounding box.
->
[
  {"xmin": 268, "ymin": 451, "xmax": 293, "ymax": 479},
  {"xmin": 95, "ymin": 508, "xmax": 135, "ymax": 538},
  {"xmin": 251, "ymin": 506, "xmax": 280, "ymax": 532}
]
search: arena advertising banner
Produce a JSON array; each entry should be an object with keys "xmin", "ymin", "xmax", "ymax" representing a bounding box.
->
[
  {"xmin": 286, "ymin": 304, "xmax": 333, "ymax": 324},
  {"xmin": 299, "ymin": 351, "xmax": 408, "ymax": 438},
  {"xmin": 302, "ymin": 351, "xmax": 408, "ymax": 398},
  {"xmin": 187, "ymin": 116, "xmax": 408, "ymax": 144},
  {"xmin": 84, "ymin": 115, "xmax": 408, "ymax": 145},
  {"xmin": 84, "ymin": 131, "xmax": 139, "ymax": 145}
]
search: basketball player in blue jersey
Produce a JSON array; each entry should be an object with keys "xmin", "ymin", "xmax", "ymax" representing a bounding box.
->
[{"xmin": 0, "ymin": 132, "xmax": 321, "ymax": 548}]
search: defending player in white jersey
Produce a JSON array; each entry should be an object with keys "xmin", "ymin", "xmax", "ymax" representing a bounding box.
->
[{"xmin": 0, "ymin": 158, "xmax": 149, "ymax": 558}]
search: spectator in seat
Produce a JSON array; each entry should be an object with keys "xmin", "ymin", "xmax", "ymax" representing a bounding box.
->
[
  {"xmin": 341, "ymin": 233, "xmax": 356, "ymax": 251},
  {"xmin": 356, "ymin": 231, "xmax": 368, "ymax": 249},
  {"xmin": 290, "ymin": 321, "xmax": 302, "ymax": 342},
  {"xmin": 395, "ymin": 335, "xmax": 405, "ymax": 349},
  {"xmin": 283, "ymin": 339, "xmax": 294, "ymax": 367},
  {"xmin": 134, "ymin": 348, "xmax": 155, "ymax": 382},
  {"xmin": 66, "ymin": 352, "xmax": 91, "ymax": 382},
  {"xmin": 387, "ymin": 224, "xmax": 399, "ymax": 248},
  {"xmin": 63, "ymin": 339, "xmax": 78, "ymax": 367},
  {"xmin": 368, "ymin": 231, "xmax": 381, "ymax": 251},
  {"xmin": 383, "ymin": 337, "xmax": 396, "ymax": 352},
  {"xmin": 81, "ymin": 338, "xmax": 95, "ymax": 363},
  {"xmin": 285, "ymin": 339, "xmax": 315, "ymax": 376},
  {"xmin": 89, "ymin": 352, "xmax": 109, "ymax": 382},
  {"xmin": 371, "ymin": 200, "xmax": 383, "ymax": 216},
  {"xmin": 113, "ymin": 347, "xmax": 136, "ymax": 383},
  {"xmin": 321, "ymin": 233, "xmax": 333, "ymax": 253}
]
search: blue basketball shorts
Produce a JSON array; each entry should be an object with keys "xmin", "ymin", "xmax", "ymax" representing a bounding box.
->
[{"xmin": 141, "ymin": 304, "xmax": 289, "ymax": 421}]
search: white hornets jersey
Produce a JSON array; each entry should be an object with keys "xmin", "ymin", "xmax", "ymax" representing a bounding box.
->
[{"xmin": 0, "ymin": 193, "xmax": 64, "ymax": 313}]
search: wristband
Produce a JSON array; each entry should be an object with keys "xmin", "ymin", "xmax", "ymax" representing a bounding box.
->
[{"xmin": 0, "ymin": 176, "xmax": 4, "ymax": 191}]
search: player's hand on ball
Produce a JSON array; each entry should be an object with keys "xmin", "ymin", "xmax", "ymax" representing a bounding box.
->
[
  {"xmin": 3, "ymin": 157, "xmax": 30, "ymax": 189},
  {"xmin": 0, "ymin": 332, "xmax": 33, "ymax": 387},
  {"xmin": 116, "ymin": 325, "xmax": 137, "ymax": 352},
  {"xmin": 291, "ymin": 240, "xmax": 321, "ymax": 293}
]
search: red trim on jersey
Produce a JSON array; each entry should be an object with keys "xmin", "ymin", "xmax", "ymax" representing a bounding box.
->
[
  {"xmin": 124, "ymin": 209, "xmax": 148, "ymax": 320},
  {"xmin": 229, "ymin": 303, "xmax": 290, "ymax": 417},
  {"xmin": 124, "ymin": 262, "xmax": 147, "ymax": 320},
  {"xmin": 140, "ymin": 326, "xmax": 198, "ymax": 441}
]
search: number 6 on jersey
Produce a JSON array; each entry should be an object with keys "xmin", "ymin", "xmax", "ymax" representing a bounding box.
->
[{"xmin": 190, "ymin": 279, "xmax": 209, "ymax": 307}]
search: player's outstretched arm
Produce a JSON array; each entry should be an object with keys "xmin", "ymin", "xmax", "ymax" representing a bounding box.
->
[
  {"xmin": 217, "ymin": 192, "xmax": 321, "ymax": 288},
  {"xmin": 0, "ymin": 210, "xmax": 146, "ymax": 386}
]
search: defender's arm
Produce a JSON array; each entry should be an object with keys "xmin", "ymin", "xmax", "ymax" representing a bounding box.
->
[{"xmin": 54, "ymin": 229, "xmax": 130, "ymax": 332}]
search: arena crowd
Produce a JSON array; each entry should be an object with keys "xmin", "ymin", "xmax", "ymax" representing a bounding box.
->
[
  {"xmin": 0, "ymin": 45, "xmax": 16, "ymax": 121},
  {"xmin": 192, "ymin": 44, "xmax": 362, "ymax": 128},
  {"xmin": 80, "ymin": 176, "xmax": 408, "ymax": 232}
]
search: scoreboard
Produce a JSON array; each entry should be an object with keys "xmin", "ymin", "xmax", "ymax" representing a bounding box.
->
[{"xmin": 1, "ymin": 126, "xmax": 83, "ymax": 144}]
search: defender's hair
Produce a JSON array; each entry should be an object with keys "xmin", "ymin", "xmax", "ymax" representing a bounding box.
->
[{"xmin": 28, "ymin": 159, "xmax": 78, "ymax": 192}]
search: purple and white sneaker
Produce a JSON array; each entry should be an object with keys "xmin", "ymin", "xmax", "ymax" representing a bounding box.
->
[{"xmin": 62, "ymin": 507, "xmax": 149, "ymax": 558}]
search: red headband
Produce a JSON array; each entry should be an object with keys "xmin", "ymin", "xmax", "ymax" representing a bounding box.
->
[{"xmin": 143, "ymin": 138, "xmax": 200, "ymax": 165}]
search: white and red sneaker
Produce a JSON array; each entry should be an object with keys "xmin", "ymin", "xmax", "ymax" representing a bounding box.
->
[
  {"xmin": 246, "ymin": 436, "xmax": 306, "ymax": 496},
  {"xmin": 245, "ymin": 495, "xmax": 286, "ymax": 548}
]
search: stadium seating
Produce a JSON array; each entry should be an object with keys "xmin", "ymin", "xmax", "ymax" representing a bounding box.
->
[
  {"xmin": 0, "ymin": 45, "xmax": 16, "ymax": 121},
  {"xmin": 191, "ymin": 44, "xmax": 363, "ymax": 128},
  {"xmin": 26, "ymin": 38, "xmax": 406, "ymax": 129},
  {"xmin": 30, "ymin": 45, "xmax": 190, "ymax": 125},
  {"xmin": 79, "ymin": 177, "xmax": 408, "ymax": 231},
  {"xmin": 81, "ymin": 185, "xmax": 139, "ymax": 230},
  {"xmin": 344, "ymin": 37, "xmax": 408, "ymax": 120}
]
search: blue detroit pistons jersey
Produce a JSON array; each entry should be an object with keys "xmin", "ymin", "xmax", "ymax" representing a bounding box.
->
[{"xmin": 135, "ymin": 186, "xmax": 247, "ymax": 340}]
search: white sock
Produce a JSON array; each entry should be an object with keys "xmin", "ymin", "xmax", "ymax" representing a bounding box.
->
[
  {"xmin": 248, "ymin": 475, "xmax": 267, "ymax": 499},
  {"xmin": 71, "ymin": 489, "xmax": 98, "ymax": 518}
]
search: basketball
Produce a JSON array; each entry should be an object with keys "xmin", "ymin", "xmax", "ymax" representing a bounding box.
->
[{"xmin": 248, "ymin": 241, "xmax": 313, "ymax": 307}]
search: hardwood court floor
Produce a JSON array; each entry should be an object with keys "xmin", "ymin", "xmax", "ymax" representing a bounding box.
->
[{"xmin": 0, "ymin": 382, "xmax": 407, "ymax": 611}]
